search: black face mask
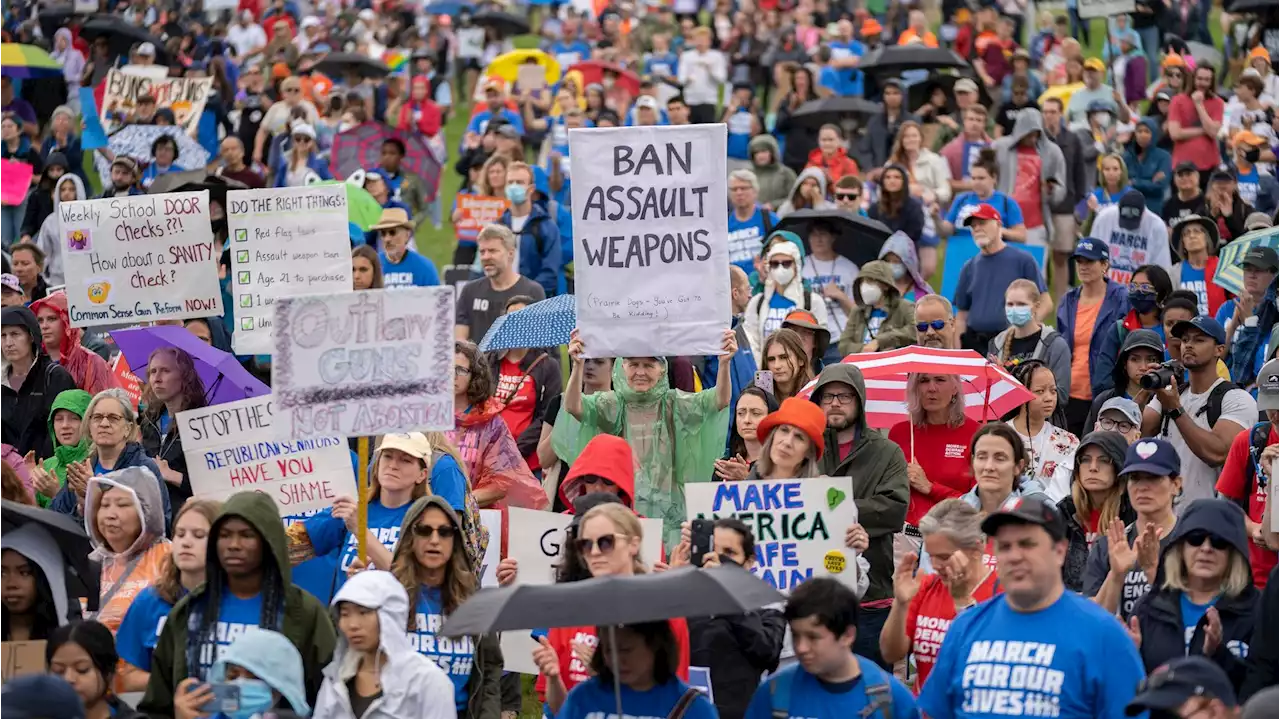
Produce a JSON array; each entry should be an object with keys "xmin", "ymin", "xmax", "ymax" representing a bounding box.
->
[{"xmin": 1244, "ymin": 148, "xmax": 1261, "ymax": 164}]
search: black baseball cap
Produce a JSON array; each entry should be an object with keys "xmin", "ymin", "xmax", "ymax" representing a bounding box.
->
[
  {"xmin": 1118, "ymin": 189, "xmax": 1146, "ymax": 230},
  {"xmin": 1209, "ymin": 167, "xmax": 1235, "ymax": 184},
  {"xmin": 1173, "ymin": 160, "xmax": 1199, "ymax": 174},
  {"xmin": 1242, "ymin": 245, "xmax": 1279, "ymax": 272},
  {"xmin": 1125, "ymin": 656, "xmax": 1237, "ymax": 715},
  {"xmin": 980, "ymin": 496, "xmax": 1067, "ymax": 542}
]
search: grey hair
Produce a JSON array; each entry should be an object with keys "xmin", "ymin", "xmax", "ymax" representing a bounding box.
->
[
  {"xmin": 754, "ymin": 431, "xmax": 820, "ymax": 479},
  {"xmin": 728, "ymin": 169, "xmax": 759, "ymax": 192},
  {"xmin": 905, "ymin": 372, "xmax": 967, "ymax": 428},
  {"xmin": 918, "ymin": 499, "xmax": 986, "ymax": 551},
  {"xmin": 82, "ymin": 388, "xmax": 138, "ymax": 442},
  {"xmin": 477, "ymin": 223, "xmax": 517, "ymax": 251},
  {"xmin": 915, "ymin": 293, "xmax": 953, "ymax": 314}
]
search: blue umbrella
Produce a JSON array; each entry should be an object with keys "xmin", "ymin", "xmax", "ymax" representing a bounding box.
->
[
  {"xmin": 478, "ymin": 294, "xmax": 575, "ymax": 353},
  {"xmin": 1214, "ymin": 226, "xmax": 1279, "ymax": 296},
  {"xmin": 425, "ymin": 1, "xmax": 473, "ymax": 17}
]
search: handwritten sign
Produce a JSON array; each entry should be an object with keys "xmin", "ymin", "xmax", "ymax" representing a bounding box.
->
[
  {"xmin": 453, "ymin": 193, "xmax": 509, "ymax": 244},
  {"xmin": 110, "ymin": 354, "xmax": 142, "ymax": 410},
  {"xmin": 1077, "ymin": 0, "xmax": 1134, "ymax": 18},
  {"xmin": 60, "ymin": 191, "xmax": 221, "ymax": 328},
  {"xmin": 271, "ymin": 287, "xmax": 455, "ymax": 439},
  {"xmin": 228, "ymin": 186, "xmax": 354, "ymax": 355},
  {"xmin": 568, "ymin": 124, "xmax": 731, "ymax": 358},
  {"xmin": 479, "ymin": 509, "xmax": 502, "ymax": 587},
  {"xmin": 685, "ymin": 477, "xmax": 857, "ymax": 591},
  {"xmin": 178, "ymin": 396, "xmax": 354, "ymax": 516},
  {"xmin": 101, "ymin": 69, "xmax": 212, "ymax": 134}
]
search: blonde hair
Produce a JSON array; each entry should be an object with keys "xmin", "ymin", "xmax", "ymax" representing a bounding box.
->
[
  {"xmin": 1001, "ymin": 279, "xmax": 1042, "ymax": 360},
  {"xmin": 1069, "ymin": 447, "xmax": 1125, "ymax": 534},
  {"xmin": 154, "ymin": 499, "xmax": 221, "ymax": 603},
  {"xmin": 918, "ymin": 499, "xmax": 986, "ymax": 551},
  {"xmin": 906, "ymin": 373, "xmax": 966, "ymax": 428},
  {"xmin": 1162, "ymin": 543, "xmax": 1252, "ymax": 598},
  {"xmin": 579, "ymin": 503, "xmax": 647, "ymax": 574}
]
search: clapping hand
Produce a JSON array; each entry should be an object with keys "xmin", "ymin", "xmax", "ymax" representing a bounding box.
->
[
  {"xmin": 893, "ymin": 551, "xmax": 922, "ymax": 603},
  {"xmin": 66, "ymin": 459, "xmax": 92, "ymax": 497}
]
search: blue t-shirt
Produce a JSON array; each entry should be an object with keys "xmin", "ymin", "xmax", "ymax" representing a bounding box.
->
[
  {"xmin": 954, "ymin": 245, "xmax": 1045, "ymax": 334},
  {"xmin": 643, "ymin": 52, "xmax": 680, "ymax": 81},
  {"xmin": 728, "ymin": 208, "xmax": 777, "ymax": 271},
  {"xmin": 726, "ymin": 108, "xmax": 755, "ymax": 159},
  {"xmin": 197, "ymin": 592, "xmax": 263, "ymax": 674},
  {"xmin": 560, "ymin": 677, "xmax": 718, "ymax": 719},
  {"xmin": 1178, "ymin": 263, "xmax": 1210, "ymax": 315},
  {"xmin": 917, "ymin": 591, "xmax": 1147, "ymax": 719},
  {"xmin": 303, "ymin": 499, "xmax": 410, "ymax": 583},
  {"xmin": 116, "ymin": 586, "xmax": 175, "ymax": 671},
  {"xmin": 959, "ymin": 141, "xmax": 990, "ymax": 179},
  {"xmin": 763, "ymin": 292, "xmax": 798, "ymax": 339},
  {"xmin": 826, "ymin": 40, "xmax": 866, "ymax": 97},
  {"xmin": 1180, "ymin": 594, "xmax": 1218, "ymax": 652},
  {"xmin": 946, "ymin": 191, "xmax": 1023, "ymax": 243},
  {"xmin": 1091, "ymin": 185, "xmax": 1134, "ymax": 208},
  {"xmin": 745, "ymin": 659, "xmax": 919, "ymax": 719},
  {"xmin": 412, "ymin": 585, "xmax": 477, "ymax": 712},
  {"xmin": 380, "ymin": 249, "xmax": 441, "ymax": 288},
  {"xmin": 864, "ymin": 307, "xmax": 887, "ymax": 344},
  {"xmin": 1236, "ymin": 165, "xmax": 1261, "ymax": 208},
  {"xmin": 550, "ymin": 40, "xmax": 591, "ymax": 69},
  {"xmin": 465, "ymin": 109, "xmax": 525, "ymax": 138}
]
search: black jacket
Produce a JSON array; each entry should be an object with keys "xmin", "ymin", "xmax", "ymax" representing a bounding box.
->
[
  {"xmin": 689, "ymin": 607, "xmax": 786, "ymax": 719},
  {"xmin": 0, "ymin": 306, "xmax": 77, "ymax": 458},
  {"xmin": 140, "ymin": 407, "xmax": 191, "ymax": 511},
  {"xmin": 1241, "ymin": 566, "xmax": 1278, "ymax": 702},
  {"xmin": 1060, "ymin": 432, "xmax": 1136, "ymax": 592},
  {"xmin": 773, "ymin": 94, "xmax": 820, "ymax": 172},
  {"xmin": 1132, "ymin": 499, "xmax": 1261, "ymax": 693},
  {"xmin": 1045, "ymin": 122, "xmax": 1088, "ymax": 214},
  {"xmin": 485, "ymin": 348, "xmax": 562, "ymax": 461}
]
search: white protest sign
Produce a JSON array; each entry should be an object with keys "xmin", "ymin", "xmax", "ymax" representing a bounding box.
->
[
  {"xmin": 568, "ymin": 124, "xmax": 731, "ymax": 358},
  {"xmin": 228, "ymin": 185, "xmax": 354, "ymax": 355},
  {"xmin": 501, "ymin": 507, "xmax": 664, "ymax": 673},
  {"xmin": 686, "ymin": 477, "xmax": 857, "ymax": 592},
  {"xmin": 101, "ymin": 69, "xmax": 213, "ymax": 134},
  {"xmin": 1078, "ymin": 0, "xmax": 1134, "ymax": 18},
  {"xmin": 60, "ymin": 191, "xmax": 221, "ymax": 328},
  {"xmin": 177, "ymin": 396, "xmax": 355, "ymax": 516},
  {"xmin": 271, "ymin": 287, "xmax": 455, "ymax": 439},
  {"xmin": 479, "ymin": 509, "xmax": 503, "ymax": 588}
]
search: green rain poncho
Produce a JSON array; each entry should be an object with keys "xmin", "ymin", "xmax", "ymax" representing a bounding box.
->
[
  {"xmin": 552, "ymin": 359, "xmax": 729, "ymax": 545},
  {"xmin": 39, "ymin": 389, "xmax": 92, "ymax": 507}
]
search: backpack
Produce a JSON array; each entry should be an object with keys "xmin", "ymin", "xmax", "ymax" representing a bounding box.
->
[
  {"xmin": 1237, "ymin": 421, "xmax": 1273, "ymax": 513},
  {"xmin": 769, "ymin": 657, "xmax": 894, "ymax": 719},
  {"xmin": 432, "ymin": 448, "xmax": 490, "ymax": 572},
  {"xmin": 1160, "ymin": 380, "xmax": 1242, "ymax": 441}
]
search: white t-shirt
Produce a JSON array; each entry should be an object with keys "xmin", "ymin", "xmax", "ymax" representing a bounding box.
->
[
  {"xmin": 227, "ymin": 23, "xmax": 267, "ymax": 58},
  {"xmin": 1147, "ymin": 379, "xmax": 1258, "ymax": 509},
  {"xmin": 801, "ymin": 255, "xmax": 859, "ymax": 338}
]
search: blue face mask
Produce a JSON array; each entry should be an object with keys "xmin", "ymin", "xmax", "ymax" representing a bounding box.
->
[
  {"xmin": 505, "ymin": 183, "xmax": 528, "ymax": 205},
  {"xmin": 1129, "ymin": 289, "xmax": 1158, "ymax": 314},
  {"xmin": 1005, "ymin": 306, "xmax": 1034, "ymax": 327},
  {"xmin": 226, "ymin": 679, "xmax": 275, "ymax": 719}
]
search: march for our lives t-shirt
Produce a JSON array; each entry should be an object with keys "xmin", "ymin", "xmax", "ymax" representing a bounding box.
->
[
  {"xmin": 380, "ymin": 250, "xmax": 441, "ymax": 288},
  {"xmin": 412, "ymin": 585, "xmax": 477, "ymax": 712},
  {"xmin": 802, "ymin": 255, "xmax": 859, "ymax": 338},
  {"xmin": 115, "ymin": 586, "xmax": 175, "ymax": 671},
  {"xmin": 304, "ymin": 500, "xmax": 409, "ymax": 586},
  {"xmin": 763, "ymin": 292, "xmax": 798, "ymax": 339},
  {"xmin": 728, "ymin": 208, "xmax": 777, "ymax": 271},
  {"xmin": 744, "ymin": 662, "xmax": 920, "ymax": 719},
  {"xmin": 559, "ymin": 677, "xmax": 719, "ymax": 719},
  {"xmin": 917, "ymin": 591, "xmax": 1147, "ymax": 719},
  {"xmin": 197, "ymin": 592, "xmax": 263, "ymax": 674},
  {"xmin": 946, "ymin": 191, "xmax": 1023, "ymax": 243},
  {"xmin": 1179, "ymin": 263, "xmax": 1210, "ymax": 314}
]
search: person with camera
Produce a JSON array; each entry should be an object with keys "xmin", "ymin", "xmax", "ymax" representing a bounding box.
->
[
  {"xmin": 670, "ymin": 518, "xmax": 786, "ymax": 719},
  {"xmin": 1215, "ymin": 357, "xmax": 1279, "ymax": 590},
  {"xmin": 1140, "ymin": 316, "xmax": 1259, "ymax": 508},
  {"xmin": 1085, "ymin": 328, "xmax": 1165, "ymax": 435}
]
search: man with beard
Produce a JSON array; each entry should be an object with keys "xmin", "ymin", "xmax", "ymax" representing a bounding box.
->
[
  {"xmin": 914, "ymin": 294, "xmax": 958, "ymax": 349},
  {"xmin": 809, "ymin": 363, "xmax": 909, "ymax": 670},
  {"xmin": 456, "ymin": 224, "xmax": 546, "ymax": 342},
  {"xmin": 99, "ymin": 157, "xmax": 144, "ymax": 199}
]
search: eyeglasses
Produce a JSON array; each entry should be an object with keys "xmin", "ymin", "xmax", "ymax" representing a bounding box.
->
[
  {"xmin": 574, "ymin": 533, "xmax": 627, "ymax": 555},
  {"xmin": 292, "ymin": 135, "xmax": 312, "ymax": 144},
  {"xmin": 835, "ymin": 192, "xmax": 861, "ymax": 201},
  {"xmin": 1097, "ymin": 417, "xmax": 1135, "ymax": 433},
  {"xmin": 412, "ymin": 523, "xmax": 456, "ymax": 540},
  {"xmin": 284, "ymin": 87, "xmax": 301, "ymax": 94},
  {"xmin": 768, "ymin": 259, "xmax": 794, "ymax": 269},
  {"xmin": 1128, "ymin": 282, "xmax": 1156, "ymax": 294},
  {"xmin": 819, "ymin": 391, "xmax": 857, "ymax": 406},
  {"xmin": 1184, "ymin": 531, "xmax": 1231, "ymax": 551},
  {"xmin": 453, "ymin": 366, "xmax": 472, "ymax": 377},
  {"xmin": 916, "ymin": 319, "xmax": 948, "ymax": 332},
  {"xmin": 89, "ymin": 413, "xmax": 126, "ymax": 426}
]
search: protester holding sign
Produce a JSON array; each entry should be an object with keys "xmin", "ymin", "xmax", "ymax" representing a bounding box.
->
[{"xmin": 389, "ymin": 495, "xmax": 503, "ymax": 718}]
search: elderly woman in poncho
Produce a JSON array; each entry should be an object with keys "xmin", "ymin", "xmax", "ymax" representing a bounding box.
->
[{"xmin": 553, "ymin": 328, "xmax": 737, "ymax": 545}]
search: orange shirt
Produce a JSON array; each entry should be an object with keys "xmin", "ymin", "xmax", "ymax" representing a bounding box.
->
[
  {"xmin": 897, "ymin": 29, "xmax": 939, "ymax": 47},
  {"xmin": 96, "ymin": 541, "xmax": 171, "ymax": 634},
  {"xmin": 1070, "ymin": 299, "xmax": 1101, "ymax": 400}
]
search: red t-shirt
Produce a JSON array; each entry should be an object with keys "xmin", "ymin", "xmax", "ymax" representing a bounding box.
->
[
  {"xmin": 1013, "ymin": 147, "xmax": 1044, "ymax": 228},
  {"xmin": 535, "ymin": 620, "xmax": 692, "ymax": 699},
  {"xmin": 904, "ymin": 570, "xmax": 1002, "ymax": 692},
  {"xmin": 889, "ymin": 419, "xmax": 980, "ymax": 526},
  {"xmin": 1168, "ymin": 93, "xmax": 1225, "ymax": 171},
  {"xmin": 1215, "ymin": 425, "xmax": 1277, "ymax": 588},
  {"xmin": 495, "ymin": 358, "xmax": 539, "ymax": 470}
]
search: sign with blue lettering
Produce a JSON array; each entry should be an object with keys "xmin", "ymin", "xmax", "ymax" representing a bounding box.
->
[{"xmin": 685, "ymin": 477, "xmax": 858, "ymax": 592}]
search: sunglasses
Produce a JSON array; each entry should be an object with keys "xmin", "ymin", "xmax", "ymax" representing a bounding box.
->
[
  {"xmin": 292, "ymin": 135, "xmax": 313, "ymax": 143},
  {"xmin": 412, "ymin": 524, "xmax": 456, "ymax": 540},
  {"xmin": 835, "ymin": 192, "xmax": 861, "ymax": 201},
  {"xmin": 916, "ymin": 319, "xmax": 947, "ymax": 332},
  {"xmin": 768, "ymin": 259, "xmax": 795, "ymax": 269},
  {"xmin": 574, "ymin": 533, "xmax": 626, "ymax": 555},
  {"xmin": 1184, "ymin": 531, "xmax": 1231, "ymax": 551}
]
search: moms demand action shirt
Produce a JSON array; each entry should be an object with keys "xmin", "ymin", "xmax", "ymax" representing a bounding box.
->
[{"xmin": 905, "ymin": 571, "xmax": 1002, "ymax": 692}]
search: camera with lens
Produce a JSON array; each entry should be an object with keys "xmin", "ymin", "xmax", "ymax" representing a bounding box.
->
[{"xmin": 1140, "ymin": 360, "xmax": 1184, "ymax": 390}]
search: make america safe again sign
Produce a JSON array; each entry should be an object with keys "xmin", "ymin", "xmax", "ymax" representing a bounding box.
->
[{"xmin": 568, "ymin": 124, "xmax": 732, "ymax": 358}]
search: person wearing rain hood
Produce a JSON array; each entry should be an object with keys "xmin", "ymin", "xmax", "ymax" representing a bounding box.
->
[
  {"xmin": 33, "ymin": 172, "xmax": 84, "ymax": 286},
  {"xmin": 1125, "ymin": 117, "xmax": 1173, "ymax": 213},
  {"xmin": 836, "ymin": 260, "xmax": 916, "ymax": 356},
  {"xmin": 1, "ymin": 305, "xmax": 77, "ymax": 459},
  {"xmin": 992, "ymin": 107, "xmax": 1067, "ymax": 253},
  {"xmin": 748, "ymin": 134, "xmax": 797, "ymax": 209},
  {"xmin": 877, "ymin": 231, "xmax": 933, "ymax": 303},
  {"xmin": 84, "ymin": 466, "xmax": 172, "ymax": 636},
  {"xmin": 175, "ymin": 627, "xmax": 313, "ymax": 719},
  {"xmin": 389, "ymin": 496, "xmax": 503, "ymax": 718},
  {"xmin": 742, "ymin": 232, "xmax": 828, "ymax": 364},
  {"xmin": 29, "ymin": 291, "xmax": 117, "ymax": 395},
  {"xmin": 775, "ymin": 167, "xmax": 835, "ymax": 218},
  {"xmin": 1170, "ymin": 215, "xmax": 1225, "ymax": 316},
  {"xmin": 2, "ymin": 522, "xmax": 76, "ymax": 640},
  {"xmin": 312, "ymin": 570, "xmax": 458, "ymax": 719},
  {"xmin": 29, "ymin": 388, "xmax": 91, "ymax": 508},
  {"xmin": 142, "ymin": 492, "xmax": 336, "ymax": 717},
  {"xmin": 1059, "ymin": 431, "xmax": 1136, "ymax": 593}
]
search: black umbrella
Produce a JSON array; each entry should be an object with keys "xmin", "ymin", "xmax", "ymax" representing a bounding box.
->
[
  {"xmin": 79, "ymin": 16, "xmax": 172, "ymax": 65},
  {"xmin": 2, "ymin": 500, "xmax": 100, "ymax": 612},
  {"xmin": 1226, "ymin": 0, "xmax": 1272, "ymax": 12},
  {"xmin": 313, "ymin": 52, "xmax": 391, "ymax": 79},
  {"xmin": 37, "ymin": 3, "xmax": 77, "ymax": 39},
  {"xmin": 471, "ymin": 10, "xmax": 530, "ymax": 37},
  {"xmin": 907, "ymin": 73, "xmax": 992, "ymax": 114},
  {"xmin": 774, "ymin": 209, "xmax": 892, "ymax": 268},
  {"xmin": 441, "ymin": 565, "xmax": 783, "ymax": 636},
  {"xmin": 790, "ymin": 97, "xmax": 883, "ymax": 129},
  {"xmin": 857, "ymin": 46, "xmax": 969, "ymax": 75}
]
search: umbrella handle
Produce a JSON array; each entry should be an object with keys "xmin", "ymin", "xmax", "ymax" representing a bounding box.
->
[{"xmin": 357, "ymin": 436, "xmax": 370, "ymax": 563}]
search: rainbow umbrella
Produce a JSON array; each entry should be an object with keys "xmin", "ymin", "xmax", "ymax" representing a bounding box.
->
[
  {"xmin": 1, "ymin": 43, "xmax": 63, "ymax": 79},
  {"xmin": 485, "ymin": 49, "xmax": 562, "ymax": 86},
  {"xmin": 1213, "ymin": 226, "xmax": 1279, "ymax": 296}
]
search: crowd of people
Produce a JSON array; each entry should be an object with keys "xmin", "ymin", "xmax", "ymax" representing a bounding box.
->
[{"xmin": 3, "ymin": 0, "xmax": 1280, "ymax": 716}]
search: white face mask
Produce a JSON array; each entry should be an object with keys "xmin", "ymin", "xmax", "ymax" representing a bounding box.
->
[
  {"xmin": 889, "ymin": 262, "xmax": 907, "ymax": 281},
  {"xmin": 770, "ymin": 265, "xmax": 795, "ymax": 286},
  {"xmin": 860, "ymin": 281, "xmax": 883, "ymax": 305}
]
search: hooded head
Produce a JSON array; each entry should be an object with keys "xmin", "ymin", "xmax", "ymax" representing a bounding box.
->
[
  {"xmin": 1008, "ymin": 107, "xmax": 1046, "ymax": 148},
  {"xmin": 391, "ymin": 495, "xmax": 477, "ymax": 615},
  {"xmin": 809, "ymin": 363, "xmax": 869, "ymax": 435},
  {"xmin": 853, "ymin": 260, "xmax": 900, "ymax": 305},
  {"xmin": 1, "ymin": 306, "xmax": 43, "ymax": 359},
  {"xmin": 46, "ymin": 389, "xmax": 92, "ymax": 475},
  {"xmin": 206, "ymin": 491, "xmax": 291, "ymax": 588},
  {"xmin": 879, "ymin": 231, "xmax": 932, "ymax": 295},
  {"xmin": 1158, "ymin": 498, "xmax": 1252, "ymax": 596},
  {"xmin": 29, "ymin": 292, "xmax": 84, "ymax": 367},
  {"xmin": 3, "ymin": 523, "xmax": 71, "ymax": 629},
  {"xmin": 788, "ymin": 166, "xmax": 829, "ymax": 205},
  {"xmin": 85, "ymin": 466, "xmax": 167, "ymax": 560},
  {"xmin": 1112, "ymin": 328, "xmax": 1165, "ymax": 395},
  {"xmin": 210, "ymin": 627, "xmax": 310, "ymax": 717},
  {"xmin": 51, "ymin": 173, "xmax": 86, "ymax": 210},
  {"xmin": 749, "ymin": 134, "xmax": 781, "ymax": 168},
  {"xmin": 559, "ymin": 434, "xmax": 636, "ymax": 509},
  {"xmin": 330, "ymin": 570, "xmax": 417, "ymax": 674}
]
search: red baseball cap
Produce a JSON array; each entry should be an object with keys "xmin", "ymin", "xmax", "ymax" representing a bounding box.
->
[{"xmin": 963, "ymin": 203, "xmax": 1002, "ymax": 226}]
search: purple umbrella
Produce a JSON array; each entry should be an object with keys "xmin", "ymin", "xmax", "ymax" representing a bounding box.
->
[{"xmin": 109, "ymin": 326, "xmax": 270, "ymax": 406}]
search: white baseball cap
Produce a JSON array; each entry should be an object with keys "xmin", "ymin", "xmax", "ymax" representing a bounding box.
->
[{"xmin": 136, "ymin": 42, "xmax": 156, "ymax": 57}]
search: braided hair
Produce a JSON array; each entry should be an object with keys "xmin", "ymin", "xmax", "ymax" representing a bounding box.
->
[{"xmin": 1008, "ymin": 359, "xmax": 1068, "ymax": 432}]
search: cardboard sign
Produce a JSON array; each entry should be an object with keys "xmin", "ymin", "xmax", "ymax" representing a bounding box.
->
[
  {"xmin": 479, "ymin": 509, "xmax": 502, "ymax": 588},
  {"xmin": 685, "ymin": 477, "xmax": 858, "ymax": 591},
  {"xmin": 1078, "ymin": 0, "xmax": 1134, "ymax": 18},
  {"xmin": 110, "ymin": 354, "xmax": 143, "ymax": 410},
  {"xmin": 100, "ymin": 69, "xmax": 212, "ymax": 134},
  {"xmin": 1, "ymin": 641, "xmax": 46, "ymax": 680},
  {"xmin": 568, "ymin": 124, "xmax": 732, "ymax": 358},
  {"xmin": 178, "ymin": 396, "xmax": 355, "ymax": 516},
  {"xmin": 227, "ymin": 186, "xmax": 354, "ymax": 355},
  {"xmin": 271, "ymin": 287, "xmax": 455, "ymax": 439},
  {"xmin": 0, "ymin": 159, "xmax": 34, "ymax": 206},
  {"xmin": 517, "ymin": 63, "xmax": 548, "ymax": 92},
  {"xmin": 60, "ymin": 191, "xmax": 221, "ymax": 328}
]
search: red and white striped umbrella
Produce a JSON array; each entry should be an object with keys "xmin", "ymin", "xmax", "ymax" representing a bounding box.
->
[{"xmin": 799, "ymin": 346, "xmax": 1034, "ymax": 429}]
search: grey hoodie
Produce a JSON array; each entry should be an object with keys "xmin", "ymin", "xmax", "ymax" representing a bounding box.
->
[
  {"xmin": 987, "ymin": 324, "xmax": 1073, "ymax": 410},
  {"xmin": 993, "ymin": 109, "xmax": 1066, "ymax": 245},
  {"xmin": 749, "ymin": 134, "xmax": 797, "ymax": 209},
  {"xmin": 36, "ymin": 173, "xmax": 86, "ymax": 286},
  {"xmin": 776, "ymin": 166, "xmax": 836, "ymax": 218}
]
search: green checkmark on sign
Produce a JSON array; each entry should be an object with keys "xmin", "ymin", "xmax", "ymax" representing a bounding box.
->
[{"xmin": 827, "ymin": 487, "xmax": 847, "ymax": 510}]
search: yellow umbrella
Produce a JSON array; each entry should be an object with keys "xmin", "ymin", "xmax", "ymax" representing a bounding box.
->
[
  {"xmin": 485, "ymin": 49, "xmax": 562, "ymax": 86},
  {"xmin": 1038, "ymin": 82, "xmax": 1084, "ymax": 112}
]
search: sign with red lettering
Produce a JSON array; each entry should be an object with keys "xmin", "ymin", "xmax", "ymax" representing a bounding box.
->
[
  {"xmin": 60, "ymin": 191, "xmax": 222, "ymax": 328},
  {"xmin": 177, "ymin": 396, "xmax": 355, "ymax": 516},
  {"xmin": 110, "ymin": 354, "xmax": 143, "ymax": 410}
]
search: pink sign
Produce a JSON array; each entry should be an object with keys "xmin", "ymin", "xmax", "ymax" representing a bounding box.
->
[{"xmin": 1, "ymin": 160, "xmax": 34, "ymax": 206}]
